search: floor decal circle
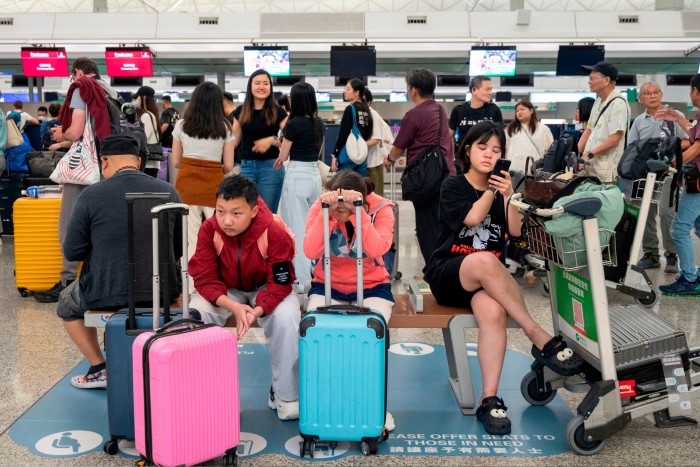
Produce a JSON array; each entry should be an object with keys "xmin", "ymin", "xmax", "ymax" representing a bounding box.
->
[
  {"xmin": 35, "ymin": 430, "xmax": 103, "ymax": 456},
  {"xmin": 285, "ymin": 435, "xmax": 350, "ymax": 458},
  {"xmin": 389, "ymin": 342, "xmax": 435, "ymax": 356},
  {"xmin": 238, "ymin": 432, "xmax": 268, "ymax": 456}
]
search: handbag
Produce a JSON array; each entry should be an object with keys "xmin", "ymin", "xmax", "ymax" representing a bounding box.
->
[
  {"xmin": 683, "ymin": 158, "xmax": 700, "ymax": 194},
  {"xmin": 6, "ymin": 119, "xmax": 24, "ymax": 148},
  {"xmin": 27, "ymin": 151, "xmax": 65, "ymax": 177},
  {"xmin": 342, "ymin": 105, "xmax": 368, "ymax": 165},
  {"xmin": 146, "ymin": 112, "xmax": 165, "ymax": 162},
  {"xmin": 5, "ymin": 133, "xmax": 31, "ymax": 173},
  {"xmin": 522, "ymin": 156, "xmax": 565, "ymax": 206},
  {"xmin": 50, "ymin": 111, "xmax": 100, "ymax": 186},
  {"xmin": 400, "ymin": 106, "xmax": 448, "ymax": 202}
]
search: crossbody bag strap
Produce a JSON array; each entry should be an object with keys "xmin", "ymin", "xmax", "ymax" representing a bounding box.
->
[
  {"xmin": 436, "ymin": 104, "xmax": 443, "ymax": 145},
  {"xmin": 594, "ymin": 96, "xmax": 624, "ymax": 128},
  {"xmin": 350, "ymin": 104, "xmax": 359, "ymax": 132},
  {"xmin": 147, "ymin": 112, "xmax": 160, "ymax": 143}
]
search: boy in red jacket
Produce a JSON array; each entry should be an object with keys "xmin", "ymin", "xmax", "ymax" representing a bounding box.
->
[{"xmin": 189, "ymin": 175, "xmax": 301, "ymax": 420}]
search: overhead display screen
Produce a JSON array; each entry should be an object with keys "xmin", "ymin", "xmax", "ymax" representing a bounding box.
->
[
  {"xmin": 244, "ymin": 46, "xmax": 290, "ymax": 77},
  {"xmin": 330, "ymin": 46, "xmax": 376, "ymax": 77},
  {"xmin": 20, "ymin": 47, "xmax": 69, "ymax": 77},
  {"xmin": 105, "ymin": 47, "xmax": 154, "ymax": 77},
  {"xmin": 469, "ymin": 46, "xmax": 517, "ymax": 77},
  {"xmin": 556, "ymin": 45, "xmax": 605, "ymax": 76}
]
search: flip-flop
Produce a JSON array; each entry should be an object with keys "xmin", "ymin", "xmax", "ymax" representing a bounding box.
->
[
  {"xmin": 531, "ymin": 335, "xmax": 584, "ymax": 376},
  {"xmin": 476, "ymin": 396, "xmax": 511, "ymax": 435}
]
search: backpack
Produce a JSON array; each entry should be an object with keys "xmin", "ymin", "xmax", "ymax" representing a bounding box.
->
[
  {"xmin": 96, "ymin": 82, "xmax": 149, "ymax": 168},
  {"xmin": 7, "ymin": 111, "xmax": 21, "ymax": 128},
  {"xmin": 375, "ymin": 117, "xmax": 394, "ymax": 160},
  {"xmin": 540, "ymin": 133, "xmax": 577, "ymax": 173},
  {"xmin": 212, "ymin": 214, "xmax": 296, "ymax": 260},
  {"xmin": 617, "ymin": 136, "xmax": 681, "ymax": 181}
]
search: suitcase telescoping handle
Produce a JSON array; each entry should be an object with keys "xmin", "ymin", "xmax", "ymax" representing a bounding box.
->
[
  {"xmin": 151, "ymin": 203, "xmax": 190, "ymax": 331},
  {"xmin": 321, "ymin": 194, "xmax": 364, "ymax": 307},
  {"xmin": 390, "ymin": 163, "xmax": 397, "ymax": 203}
]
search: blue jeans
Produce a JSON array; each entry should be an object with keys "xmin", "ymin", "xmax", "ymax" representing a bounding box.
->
[
  {"xmin": 670, "ymin": 189, "xmax": 700, "ymax": 282},
  {"xmin": 240, "ymin": 159, "xmax": 285, "ymax": 214},
  {"xmin": 279, "ymin": 161, "xmax": 322, "ymax": 289}
]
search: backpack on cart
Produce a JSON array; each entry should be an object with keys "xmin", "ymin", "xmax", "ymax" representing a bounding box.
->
[{"xmin": 540, "ymin": 133, "xmax": 577, "ymax": 174}]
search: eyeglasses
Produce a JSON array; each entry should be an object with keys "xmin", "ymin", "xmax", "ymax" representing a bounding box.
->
[
  {"xmin": 588, "ymin": 74, "xmax": 606, "ymax": 81},
  {"xmin": 641, "ymin": 91, "xmax": 662, "ymax": 97}
]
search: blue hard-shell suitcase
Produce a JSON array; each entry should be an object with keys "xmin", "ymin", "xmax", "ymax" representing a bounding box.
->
[
  {"xmin": 103, "ymin": 193, "xmax": 189, "ymax": 455},
  {"xmin": 298, "ymin": 195, "xmax": 389, "ymax": 457}
]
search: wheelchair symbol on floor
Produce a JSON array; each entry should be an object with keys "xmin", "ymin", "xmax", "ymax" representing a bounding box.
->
[
  {"xmin": 35, "ymin": 430, "xmax": 103, "ymax": 456},
  {"xmin": 389, "ymin": 342, "xmax": 435, "ymax": 356},
  {"xmin": 238, "ymin": 432, "xmax": 267, "ymax": 457},
  {"xmin": 285, "ymin": 436, "xmax": 350, "ymax": 458}
]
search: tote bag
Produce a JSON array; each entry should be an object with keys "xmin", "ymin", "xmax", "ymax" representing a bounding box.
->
[
  {"xmin": 342, "ymin": 105, "xmax": 368, "ymax": 165},
  {"xmin": 50, "ymin": 112, "xmax": 100, "ymax": 186},
  {"xmin": 6, "ymin": 119, "xmax": 24, "ymax": 148}
]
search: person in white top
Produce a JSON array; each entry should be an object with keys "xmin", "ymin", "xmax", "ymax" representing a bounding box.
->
[
  {"xmin": 132, "ymin": 85, "xmax": 162, "ymax": 177},
  {"xmin": 171, "ymin": 82, "xmax": 235, "ymax": 264},
  {"xmin": 505, "ymin": 100, "xmax": 553, "ymax": 174}
]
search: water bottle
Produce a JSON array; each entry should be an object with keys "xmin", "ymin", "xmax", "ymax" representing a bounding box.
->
[{"xmin": 23, "ymin": 185, "xmax": 63, "ymax": 198}]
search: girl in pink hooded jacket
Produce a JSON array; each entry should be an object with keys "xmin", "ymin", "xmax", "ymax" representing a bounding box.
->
[{"xmin": 303, "ymin": 170, "xmax": 395, "ymax": 321}]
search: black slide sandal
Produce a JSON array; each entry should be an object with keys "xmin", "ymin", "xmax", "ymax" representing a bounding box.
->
[{"xmin": 476, "ymin": 396, "xmax": 511, "ymax": 435}]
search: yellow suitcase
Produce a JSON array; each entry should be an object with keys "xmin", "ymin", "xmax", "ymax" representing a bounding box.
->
[{"xmin": 13, "ymin": 197, "xmax": 63, "ymax": 297}]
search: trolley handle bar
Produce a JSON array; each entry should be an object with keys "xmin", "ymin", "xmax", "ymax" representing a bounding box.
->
[
  {"xmin": 646, "ymin": 160, "xmax": 676, "ymax": 174},
  {"xmin": 509, "ymin": 193, "xmax": 602, "ymax": 218}
]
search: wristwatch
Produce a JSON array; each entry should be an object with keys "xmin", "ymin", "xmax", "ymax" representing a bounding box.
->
[
  {"xmin": 587, "ymin": 152, "xmax": 595, "ymax": 159},
  {"xmin": 487, "ymin": 187, "xmax": 498, "ymax": 195}
]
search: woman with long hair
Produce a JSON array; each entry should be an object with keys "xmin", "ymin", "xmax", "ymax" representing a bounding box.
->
[
  {"xmin": 233, "ymin": 69, "xmax": 288, "ymax": 213},
  {"xmin": 133, "ymin": 86, "xmax": 163, "ymax": 177},
  {"xmin": 331, "ymin": 78, "xmax": 373, "ymax": 176},
  {"xmin": 425, "ymin": 121, "xmax": 584, "ymax": 435},
  {"xmin": 505, "ymin": 100, "xmax": 553, "ymax": 174},
  {"xmin": 172, "ymin": 81, "xmax": 235, "ymax": 262},
  {"xmin": 273, "ymin": 82, "xmax": 324, "ymax": 293}
]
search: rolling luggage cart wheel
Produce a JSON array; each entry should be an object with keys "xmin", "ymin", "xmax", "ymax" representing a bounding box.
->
[
  {"xmin": 566, "ymin": 415, "xmax": 607, "ymax": 456},
  {"xmin": 520, "ymin": 370, "xmax": 556, "ymax": 406},
  {"xmin": 633, "ymin": 289, "xmax": 659, "ymax": 308},
  {"xmin": 102, "ymin": 439, "xmax": 119, "ymax": 455}
]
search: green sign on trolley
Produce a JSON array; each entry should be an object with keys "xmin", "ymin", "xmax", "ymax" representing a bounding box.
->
[{"xmin": 553, "ymin": 266, "xmax": 599, "ymax": 359}]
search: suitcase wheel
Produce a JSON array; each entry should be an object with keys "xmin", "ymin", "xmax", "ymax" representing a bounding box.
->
[
  {"xmin": 360, "ymin": 438, "xmax": 379, "ymax": 456},
  {"xmin": 224, "ymin": 447, "xmax": 238, "ymax": 466},
  {"xmin": 300, "ymin": 437, "xmax": 316, "ymax": 458},
  {"xmin": 102, "ymin": 440, "xmax": 119, "ymax": 455},
  {"xmin": 392, "ymin": 271, "xmax": 402, "ymax": 280},
  {"xmin": 17, "ymin": 287, "xmax": 29, "ymax": 298}
]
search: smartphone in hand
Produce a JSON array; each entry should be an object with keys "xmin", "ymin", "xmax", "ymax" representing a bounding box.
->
[{"xmin": 490, "ymin": 158, "xmax": 512, "ymax": 177}]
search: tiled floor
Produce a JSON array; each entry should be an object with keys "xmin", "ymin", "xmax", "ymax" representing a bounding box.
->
[{"xmin": 0, "ymin": 195, "xmax": 698, "ymax": 466}]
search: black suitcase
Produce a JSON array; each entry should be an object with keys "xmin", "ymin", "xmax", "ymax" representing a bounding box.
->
[
  {"xmin": 0, "ymin": 172, "xmax": 26, "ymax": 235},
  {"xmin": 603, "ymin": 209, "xmax": 637, "ymax": 282}
]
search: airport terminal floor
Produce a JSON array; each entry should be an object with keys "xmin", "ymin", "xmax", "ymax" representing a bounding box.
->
[{"xmin": 0, "ymin": 192, "xmax": 699, "ymax": 467}]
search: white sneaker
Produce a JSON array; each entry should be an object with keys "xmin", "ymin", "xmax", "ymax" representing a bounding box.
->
[
  {"xmin": 385, "ymin": 411, "xmax": 395, "ymax": 432},
  {"xmin": 268, "ymin": 389, "xmax": 299, "ymax": 420}
]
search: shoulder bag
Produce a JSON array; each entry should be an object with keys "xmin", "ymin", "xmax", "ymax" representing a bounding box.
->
[
  {"xmin": 146, "ymin": 112, "xmax": 165, "ymax": 162},
  {"xmin": 6, "ymin": 119, "xmax": 24, "ymax": 148},
  {"xmin": 400, "ymin": 105, "xmax": 449, "ymax": 202},
  {"xmin": 50, "ymin": 111, "xmax": 101, "ymax": 185},
  {"xmin": 342, "ymin": 105, "xmax": 369, "ymax": 165}
]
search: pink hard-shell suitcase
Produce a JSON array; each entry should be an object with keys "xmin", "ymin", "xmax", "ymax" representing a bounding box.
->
[{"xmin": 132, "ymin": 203, "xmax": 240, "ymax": 467}]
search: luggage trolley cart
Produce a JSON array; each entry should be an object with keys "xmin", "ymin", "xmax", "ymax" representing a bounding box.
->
[
  {"xmin": 525, "ymin": 161, "xmax": 674, "ymax": 307},
  {"xmin": 608, "ymin": 160, "xmax": 678, "ymax": 307},
  {"xmin": 509, "ymin": 191, "xmax": 700, "ymax": 455}
]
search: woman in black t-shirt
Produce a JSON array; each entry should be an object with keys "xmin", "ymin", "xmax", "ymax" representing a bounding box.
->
[
  {"xmin": 331, "ymin": 78, "xmax": 373, "ymax": 176},
  {"xmin": 425, "ymin": 122, "xmax": 584, "ymax": 436},
  {"xmin": 273, "ymin": 82, "xmax": 324, "ymax": 292},
  {"xmin": 233, "ymin": 69, "xmax": 288, "ymax": 213}
]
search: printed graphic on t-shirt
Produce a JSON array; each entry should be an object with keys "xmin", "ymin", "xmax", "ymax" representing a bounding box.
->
[{"xmin": 451, "ymin": 214, "xmax": 502, "ymax": 257}]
